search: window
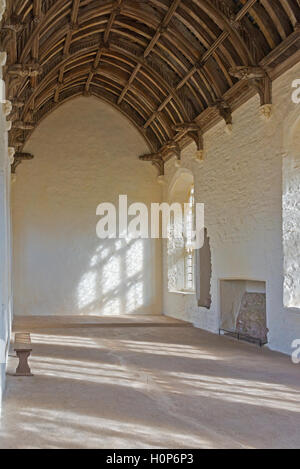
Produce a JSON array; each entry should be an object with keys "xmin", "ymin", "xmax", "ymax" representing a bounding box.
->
[
  {"xmin": 184, "ymin": 186, "xmax": 195, "ymax": 292},
  {"xmin": 167, "ymin": 170, "xmax": 195, "ymax": 294}
]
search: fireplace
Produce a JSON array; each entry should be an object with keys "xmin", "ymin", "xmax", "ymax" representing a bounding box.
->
[{"xmin": 219, "ymin": 279, "xmax": 268, "ymax": 346}]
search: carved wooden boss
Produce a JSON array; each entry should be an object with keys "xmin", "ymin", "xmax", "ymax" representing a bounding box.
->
[{"xmin": 1, "ymin": 0, "xmax": 299, "ymax": 175}]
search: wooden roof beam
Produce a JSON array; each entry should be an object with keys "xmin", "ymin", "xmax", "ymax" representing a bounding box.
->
[
  {"xmin": 280, "ymin": 0, "xmax": 300, "ymax": 28},
  {"xmin": 55, "ymin": 0, "xmax": 81, "ymax": 103},
  {"xmin": 143, "ymin": 0, "xmax": 258, "ymax": 129},
  {"xmin": 84, "ymin": 45, "xmax": 105, "ymax": 93},
  {"xmin": 104, "ymin": 0, "xmax": 123, "ymax": 44},
  {"xmin": 118, "ymin": 0, "xmax": 181, "ymax": 105},
  {"xmin": 229, "ymin": 65, "xmax": 272, "ymax": 118}
]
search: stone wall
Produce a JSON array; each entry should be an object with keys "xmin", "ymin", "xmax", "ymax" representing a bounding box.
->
[{"xmin": 163, "ymin": 62, "xmax": 300, "ymax": 356}]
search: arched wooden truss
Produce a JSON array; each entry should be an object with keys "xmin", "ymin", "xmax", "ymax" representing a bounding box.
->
[{"xmin": 1, "ymin": 0, "xmax": 300, "ymax": 174}]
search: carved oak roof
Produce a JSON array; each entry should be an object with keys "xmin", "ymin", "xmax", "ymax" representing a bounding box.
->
[{"xmin": 2, "ymin": 0, "xmax": 300, "ymax": 157}]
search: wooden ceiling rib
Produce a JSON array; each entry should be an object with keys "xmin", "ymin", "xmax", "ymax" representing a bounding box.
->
[{"xmin": 1, "ymin": 0, "xmax": 300, "ymax": 171}]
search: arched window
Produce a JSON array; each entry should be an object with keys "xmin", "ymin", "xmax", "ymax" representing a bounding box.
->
[
  {"xmin": 184, "ymin": 186, "xmax": 195, "ymax": 291},
  {"xmin": 168, "ymin": 170, "xmax": 195, "ymax": 293}
]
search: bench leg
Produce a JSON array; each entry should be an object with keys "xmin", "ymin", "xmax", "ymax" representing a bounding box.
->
[{"xmin": 14, "ymin": 349, "xmax": 33, "ymax": 377}]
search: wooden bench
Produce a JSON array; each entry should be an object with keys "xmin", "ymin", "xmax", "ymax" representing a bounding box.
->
[{"xmin": 14, "ymin": 332, "xmax": 33, "ymax": 377}]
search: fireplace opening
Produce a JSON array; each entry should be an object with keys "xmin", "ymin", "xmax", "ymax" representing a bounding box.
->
[{"xmin": 219, "ymin": 279, "xmax": 268, "ymax": 346}]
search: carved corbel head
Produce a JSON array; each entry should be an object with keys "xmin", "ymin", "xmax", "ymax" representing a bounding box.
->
[
  {"xmin": 214, "ymin": 99, "xmax": 233, "ymax": 133},
  {"xmin": 5, "ymin": 120, "xmax": 12, "ymax": 131},
  {"xmin": 2, "ymin": 100, "xmax": 12, "ymax": 116},
  {"xmin": 0, "ymin": 51, "xmax": 7, "ymax": 67},
  {"xmin": 8, "ymin": 147, "xmax": 15, "ymax": 165}
]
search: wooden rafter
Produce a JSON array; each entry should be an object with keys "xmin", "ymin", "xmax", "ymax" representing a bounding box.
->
[
  {"xmin": 143, "ymin": 0, "xmax": 259, "ymax": 130},
  {"xmin": 1, "ymin": 0, "xmax": 299, "ymax": 160},
  {"xmin": 54, "ymin": 0, "xmax": 81, "ymax": 103},
  {"xmin": 117, "ymin": 0, "xmax": 182, "ymax": 107}
]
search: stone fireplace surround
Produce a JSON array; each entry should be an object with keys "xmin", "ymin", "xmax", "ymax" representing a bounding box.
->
[{"xmin": 220, "ymin": 279, "xmax": 268, "ymax": 344}]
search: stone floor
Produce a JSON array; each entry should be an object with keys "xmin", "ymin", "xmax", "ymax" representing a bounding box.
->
[{"xmin": 0, "ymin": 315, "xmax": 299, "ymax": 449}]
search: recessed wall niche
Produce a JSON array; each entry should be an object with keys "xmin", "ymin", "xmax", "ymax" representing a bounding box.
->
[{"xmin": 220, "ymin": 279, "xmax": 268, "ymax": 345}]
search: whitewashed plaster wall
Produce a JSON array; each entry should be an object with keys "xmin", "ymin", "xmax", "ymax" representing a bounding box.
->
[
  {"xmin": 283, "ymin": 117, "xmax": 300, "ymax": 309},
  {"xmin": 0, "ymin": 0, "xmax": 13, "ymax": 406},
  {"xmin": 0, "ymin": 83, "xmax": 10, "ymax": 406},
  {"xmin": 12, "ymin": 97, "xmax": 162, "ymax": 317},
  {"xmin": 163, "ymin": 63, "xmax": 300, "ymax": 356}
]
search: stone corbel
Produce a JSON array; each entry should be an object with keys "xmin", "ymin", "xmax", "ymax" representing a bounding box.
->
[
  {"xmin": 8, "ymin": 147, "xmax": 15, "ymax": 165},
  {"xmin": 0, "ymin": 51, "xmax": 7, "ymax": 67},
  {"xmin": 5, "ymin": 120, "xmax": 11, "ymax": 131},
  {"xmin": 229, "ymin": 66, "xmax": 272, "ymax": 119},
  {"xmin": 11, "ymin": 152, "xmax": 34, "ymax": 174},
  {"xmin": 214, "ymin": 99, "xmax": 233, "ymax": 133},
  {"xmin": 2, "ymin": 99, "xmax": 12, "ymax": 116}
]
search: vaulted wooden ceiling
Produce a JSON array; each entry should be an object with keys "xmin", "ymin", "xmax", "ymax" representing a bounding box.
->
[{"xmin": 1, "ymin": 0, "xmax": 300, "ymax": 173}]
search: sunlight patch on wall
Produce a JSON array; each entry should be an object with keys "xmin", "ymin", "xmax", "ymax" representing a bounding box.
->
[
  {"xmin": 77, "ymin": 271, "xmax": 97, "ymax": 309},
  {"xmin": 102, "ymin": 256, "xmax": 121, "ymax": 294},
  {"xmin": 126, "ymin": 240, "xmax": 144, "ymax": 278},
  {"xmin": 126, "ymin": 282, "xmax": 143, "ymax": 313}
]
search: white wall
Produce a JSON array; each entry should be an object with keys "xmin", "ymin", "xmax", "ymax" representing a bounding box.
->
[
  {"xmin": 12, "ymin": 97, "xmax": 162, "ymax": 317},
  {"xmin": 0, "ymin": 54, "xmax": 13, "ymax": 403},
  {"xmin": 163, "ymin": 63, "xmax": 300, "ymax": 356},
  {"xmin": 283, "ymin": 118, "xmax": 300, "ymax": 308}
]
